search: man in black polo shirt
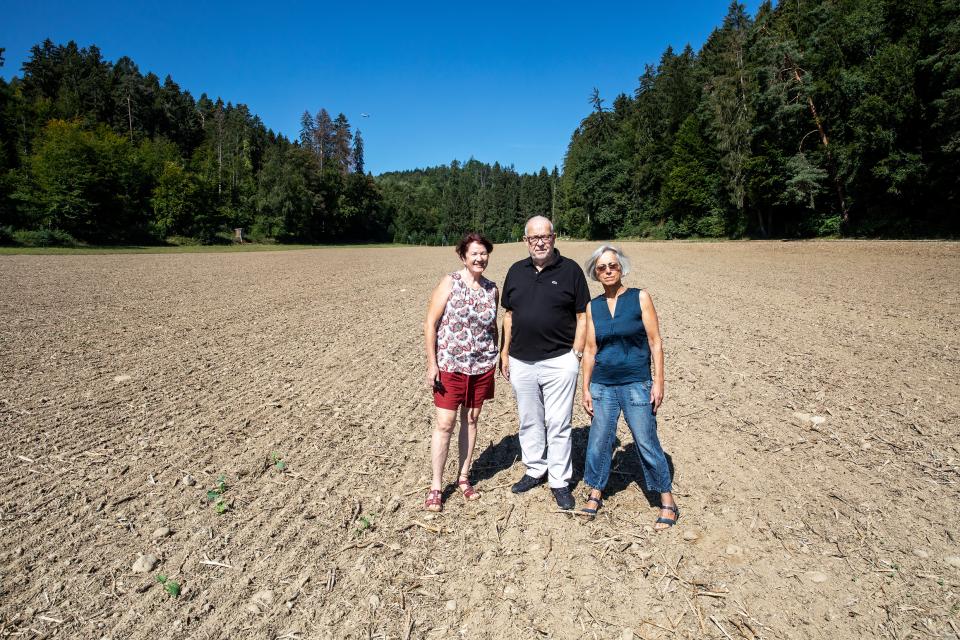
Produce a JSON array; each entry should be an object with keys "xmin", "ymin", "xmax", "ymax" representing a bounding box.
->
[{"xmin": 500, "ymin": 215, "xmax": 589, "ymax": 509}]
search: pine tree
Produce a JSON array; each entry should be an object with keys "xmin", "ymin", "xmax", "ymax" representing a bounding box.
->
[
  {"xmin": 332, "ymin": 113, "xmax": 352, "ymax": 174},
  {"xmin": 352, "ymin": 129, "xmax": 365, "ymax": 174},
  {"xmin": 701, "ymin": 2, "xmax": 755, "ymax": 234},
  {"xmin": 299, "ymin": 111, "xmax": 316, "ymax": 153},
  {"xmin": 314, "ymin": 109, "xmax": 334, "ymax": 172}
]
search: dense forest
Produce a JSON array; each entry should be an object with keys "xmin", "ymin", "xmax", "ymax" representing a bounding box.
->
[
  {"xmin": 559, "ymin": 0, "xmax": 960, "ymax": 238},
  {"xmin": 0, "ymin": 41, "xmax": 390, "ymax": 245},
  {"xmin": 1, "ymin": 0, "xmax": 958, "ymax": 245},
  {"xmin": 379, "ymin": 162, "xmax": 560, "ymax": 245}
]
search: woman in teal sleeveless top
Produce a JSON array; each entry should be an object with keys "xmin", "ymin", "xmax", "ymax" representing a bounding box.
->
[{"xmin": 580, "ymin": 244, "xmax": 678, "ymax": 529}]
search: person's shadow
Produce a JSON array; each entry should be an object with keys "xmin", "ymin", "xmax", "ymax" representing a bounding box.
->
[
  {"xmin": 465, "ymin": 423, "xmax": 675, "ymax": 508},
  {"xmin": 470, "ymin": 433, "xmax": 521, "ymax": 486},
  {"xmin": 570, "ymin": 424, "xmax": 676, "ymax": 507}
]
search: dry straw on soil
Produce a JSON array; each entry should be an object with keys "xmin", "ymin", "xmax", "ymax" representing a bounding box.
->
[{"xmin": 1, "ymin": 241, "xmax": 958, "ymax": 639}]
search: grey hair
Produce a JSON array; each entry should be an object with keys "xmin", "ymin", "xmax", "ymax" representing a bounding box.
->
[
  {"xmin": 583, "ymin": 244, "xmax": 631, "ymax": 282},
  {"xmin": 524, "ymin": 215, "xmax": 554, "ymax": 236}
]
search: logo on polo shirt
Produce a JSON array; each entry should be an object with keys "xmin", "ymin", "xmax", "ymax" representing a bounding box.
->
[{"xmin": 551, "ymin": 280, "xmax": 558, "ymax": 285}]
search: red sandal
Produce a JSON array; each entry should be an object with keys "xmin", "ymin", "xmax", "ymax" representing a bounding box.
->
[
  {"xmin": 424, "ymin": 489, "xmax": 442, "ymax": 512},
  {"xmin": 457, "ymin": 478, "xmax": 481, "ymax": 501}
]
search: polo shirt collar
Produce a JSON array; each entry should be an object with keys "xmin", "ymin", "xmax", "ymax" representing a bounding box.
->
[{"xmin": 524, "ymin": 248, "xmax": 562, "ymax": 271}]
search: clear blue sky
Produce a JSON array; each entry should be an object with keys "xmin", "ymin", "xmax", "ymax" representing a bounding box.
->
[{"xmin": 2, "ymin": 0, "xmax": 762, "ymax": 175}]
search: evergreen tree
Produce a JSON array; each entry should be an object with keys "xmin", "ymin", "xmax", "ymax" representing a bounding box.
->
[
  {"xmin": 299, "ymin": 110, "xmax": 316, "ymax": 152},
  {"xmin": 332, "ymin": 113, "xmax": 353, "ymax": 174},
  {"xmin": 700, "ymin": 2, "xmax": 755, "ymax": 235},
  {"xmin": 352, "ymin": 129, "xmax": 365, "ymax": 174},
  {"xmin": 314, "ymin": 108, "xmax": 334, "ymax": 172}
]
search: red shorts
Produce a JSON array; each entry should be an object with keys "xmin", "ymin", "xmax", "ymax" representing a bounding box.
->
[{"xmin": 433, "ymin": 368, "xmax": 496, "ymax": 410}]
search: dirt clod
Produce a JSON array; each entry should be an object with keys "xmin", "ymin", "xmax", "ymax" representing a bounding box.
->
[
  {"xmin": 131, "ymin": 554, "xmax": 158, "ymax": 573},
  {"xmin": 249, "ymin": 590, "xmax": 274, "ymax": 613}
]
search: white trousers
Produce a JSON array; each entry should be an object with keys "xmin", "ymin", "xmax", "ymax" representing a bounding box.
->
[{"xmin": 509, "ymin": 350, "xmax": 580, "ymax": 488}]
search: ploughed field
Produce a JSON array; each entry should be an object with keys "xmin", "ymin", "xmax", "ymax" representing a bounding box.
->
[{"xmin": 1, "ymin": 241, "xmax": 958, "ymax": 640}]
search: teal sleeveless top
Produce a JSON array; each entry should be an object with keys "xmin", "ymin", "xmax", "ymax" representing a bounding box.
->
[{"xmin": 590, "ymin": 288, "xmax": 651, "ymax": 385}]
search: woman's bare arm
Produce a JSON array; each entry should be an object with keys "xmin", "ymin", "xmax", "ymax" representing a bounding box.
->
[
  {"xmin": 424, "ymin": 275, "xmax": 454, "ymax": 388},
  {"xmin": 639, "ymin": 289, "xmax": 664, "ymax": 414}
]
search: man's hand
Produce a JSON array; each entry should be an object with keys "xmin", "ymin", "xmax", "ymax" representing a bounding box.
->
[{"xmin": 499, "ymin": 352, "xmax": 510, "ymax": 381}]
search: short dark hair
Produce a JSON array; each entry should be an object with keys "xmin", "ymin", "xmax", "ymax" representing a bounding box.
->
[{"xmin": 455, "ymin": 232, "xmax": 493, "ymax": 258}]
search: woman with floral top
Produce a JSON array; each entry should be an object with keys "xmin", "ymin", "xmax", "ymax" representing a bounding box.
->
[{"xmin": 423, "ymin": 232, "xmax": 499, "ymax": 512}]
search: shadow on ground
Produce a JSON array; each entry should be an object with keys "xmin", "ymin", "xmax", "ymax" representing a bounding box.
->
[{"xmin": 469, "ymin": 423, "xmax": 676, "ymax": 507}]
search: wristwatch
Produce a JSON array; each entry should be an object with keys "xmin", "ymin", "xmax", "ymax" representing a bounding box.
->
[{"xmin": 574, "ymin": 350, "xmax": 583, "ymax": 360}]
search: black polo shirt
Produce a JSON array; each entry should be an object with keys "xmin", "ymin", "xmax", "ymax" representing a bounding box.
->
[{"xmin": 501, "ymin": 249, "xmax": 590, "ymax": 361}]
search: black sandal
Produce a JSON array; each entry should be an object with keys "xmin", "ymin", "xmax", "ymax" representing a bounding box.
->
[
  {"xmin": 579, "ymin": 493, "xmax": 603, "ymax": 519},
  {"xmin": 655, "ymin": 504, "xmax": 680, "ymax": 529}
]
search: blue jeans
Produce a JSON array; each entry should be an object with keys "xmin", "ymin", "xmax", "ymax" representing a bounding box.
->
[{"xmin": 584, "ymin": 380, "xmax": 672, "ymax": 494}]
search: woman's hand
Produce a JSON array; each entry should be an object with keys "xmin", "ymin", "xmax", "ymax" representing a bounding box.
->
[
  {"xmin": 425, "ymin": 363, "xmax": 439, "ymax": 390},
  {"xmin": 581, "ymin": 388, "xmax": 594, "ymax": 417},
  {"xmin": 651, "ymin": 382, "xmax": 664, "ymax": 415}
]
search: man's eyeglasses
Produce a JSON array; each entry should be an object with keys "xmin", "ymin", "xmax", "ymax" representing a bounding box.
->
[
  {"xmin": 524, "ymin": 234, "xmax": 554, "ymax": 245},
  {"xmin": 596, "ymin": 262, "xmax": 621, "ymax": 273}
]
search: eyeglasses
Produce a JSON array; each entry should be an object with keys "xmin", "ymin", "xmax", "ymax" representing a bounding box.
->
[
  {"xmin": 596, "ymin": 262, "xmax": 621, "ymax": 273},
  {"xmin": 524, "ymin": 234, "xmax": 554, "ymax": 245}
]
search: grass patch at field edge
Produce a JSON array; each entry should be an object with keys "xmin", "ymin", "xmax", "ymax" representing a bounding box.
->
[{"xmin": 0, "ymin": 243, "xmax": 405, "ymax": 255}]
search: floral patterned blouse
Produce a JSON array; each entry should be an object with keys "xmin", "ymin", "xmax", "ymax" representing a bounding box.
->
[{"xmin": 436, "ymin": 272, "xmax": 499, "ymax": 375}]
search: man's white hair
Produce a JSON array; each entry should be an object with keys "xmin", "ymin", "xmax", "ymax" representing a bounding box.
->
[{"xmin": 524, "ymin": 215, "xmax": 554, "ymax": 236}]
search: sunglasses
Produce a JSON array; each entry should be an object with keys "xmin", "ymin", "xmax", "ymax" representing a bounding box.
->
[{"xmin": 596, "ymin": 262, "xmax": 621, "ymax": 273}]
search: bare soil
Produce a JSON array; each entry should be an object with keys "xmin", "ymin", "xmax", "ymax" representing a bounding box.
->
[{"xmin": 1, "ymin": 240, "xmax": 958, "ymax": 640}]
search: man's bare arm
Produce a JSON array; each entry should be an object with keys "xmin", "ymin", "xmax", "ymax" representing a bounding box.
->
[
  {"xmin": 499, "ymin": 310, "xmax": 512, "ymax": 380},
  {"xmin": 573, "ymin": 311, "xmax": 586, "ymax": 354}
]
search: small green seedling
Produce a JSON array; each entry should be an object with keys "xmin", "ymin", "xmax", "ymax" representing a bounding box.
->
[
  {"xmin": 206, "ymin": 474, "xmax": 228, "ymax": 502},
  {"xmin": 271, "ymin": 452, "xmax": 287, "ymax": 472},
  {"xmin": 156, "ymin": 574, "xmax": 181, "ymax": 598},
  {"xmin": 355, "ymin": 513, "xmax": 377, "ymax": 535},
  {"xmin": 206, "ymin": 474, "xmax": 230, "ymax": 515}
]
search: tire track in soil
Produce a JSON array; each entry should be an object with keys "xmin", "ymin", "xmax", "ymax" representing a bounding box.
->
[{"xmin": 2, "ymin": 242, "xmax": 959, "ymax": 640}]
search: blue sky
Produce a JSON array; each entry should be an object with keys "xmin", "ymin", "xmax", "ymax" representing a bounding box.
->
[{"xmin": 2, "ymin": 0, "xmax": 762, "ymax": 175}]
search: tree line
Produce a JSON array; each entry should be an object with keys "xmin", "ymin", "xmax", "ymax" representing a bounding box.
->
[
  {"xmin": 557, "ymin": 0, "xmax": 960, "ymax": 238},
  {"xmin": 0, "ymin": 40, "xmax": 389, "ymax": 245},
  {"xmin": 379, "ymin": 160, "xmax": 559, "ymax": 245},
  {"xmin": 2, "ymin": 0, "xmax": 958, "ymax": 246}
]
